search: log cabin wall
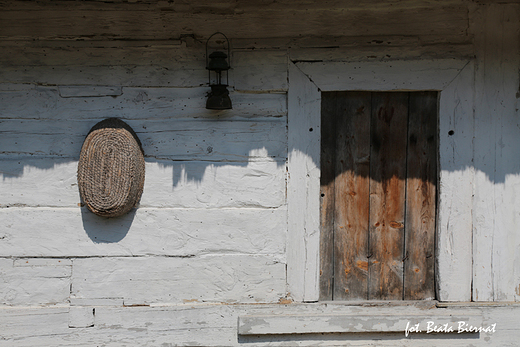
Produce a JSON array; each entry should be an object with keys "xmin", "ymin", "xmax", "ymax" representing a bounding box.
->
[{"xmin": 0, "ymin": 1, "xmax": 520, "ymax": 345}]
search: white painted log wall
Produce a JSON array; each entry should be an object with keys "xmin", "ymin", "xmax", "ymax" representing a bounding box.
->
[
  {"xmin": 471, "ymin": 3, "xmax": 520, "ymax": 302},
  {"xmin": 0, "ymin": 40, "xmax": 289, "ymax": 310},
  {"xmin": 0, "ymin": 0, "xmax": 520, "ymax": 345}
]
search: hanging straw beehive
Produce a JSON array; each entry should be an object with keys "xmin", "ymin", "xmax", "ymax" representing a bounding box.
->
[{"xmin": 77, "ymin": 118, "xmax": 145, "ymax": 218}]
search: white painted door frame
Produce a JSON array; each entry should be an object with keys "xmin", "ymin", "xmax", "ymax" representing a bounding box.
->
[{"xmin": 287, "ymin": 58, "xmax": 474, "ymax": 302}]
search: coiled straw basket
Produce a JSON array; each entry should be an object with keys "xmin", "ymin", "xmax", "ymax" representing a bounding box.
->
[{"xmin": 77, "ymin": 118, "xmax": 145, "ymax": 217}]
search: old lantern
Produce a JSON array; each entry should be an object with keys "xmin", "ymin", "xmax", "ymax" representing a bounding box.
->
[{"xmin": 206, "ymin": 32, "xmax": 232, "ymax": 110}]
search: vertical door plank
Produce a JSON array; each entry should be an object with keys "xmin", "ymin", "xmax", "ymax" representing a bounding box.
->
[
  {"xmin": 319, "ymin": 92, "xmax": 337, "ymax": 300},
  {"xmin": 333, "ymin": 91, "xmax": 371, "ymax": 301},
  {"xmin": 404, "ymin": 91, "xmax": 437, "ymax": 300},
  {"xmin": 368, "ymin": 92, "xmax": 409, "ymax": 300}
]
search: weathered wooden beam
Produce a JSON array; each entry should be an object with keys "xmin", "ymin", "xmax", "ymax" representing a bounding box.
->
[
  {"xmin": 238, "ymin": 313, "xmax": 482, "ymax": 335},
  {"xmin": 0, "ymin": 118, "xmax": 286, "ymax": 160},
  {"xmin": 0, "ymin": 207, "xmax": 287, "ymax": 257},
  {"xmin": 472, "ymin": 3, "xmax": 520, "ymax": 302},
  {"xmin": 0, "ymin": 258, "xmax": 71, "ymax": 305},
  {"xmin": 0, "ymin": 85, "xmax": 286, "ymax": 120},
  {"xmin": 0, "ymin": 6, "xmax": 469, "ymax": 41},
  {"xmin": 71, "ymin": 255, "xmax": 286, "ymax": 305},
  {"xmin": 0, "ymin": 159, "xmax": 285, "ymax": 208}
]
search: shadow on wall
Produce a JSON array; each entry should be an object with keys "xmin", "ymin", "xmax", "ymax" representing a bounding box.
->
[
  {"xmin": 81, "ymin": 208, "xmax": 136, "ymax": 243},
  {"xmin": 1, "ymin": 77, "xmax": 520, "ymax": 244},
  {"xmin": 237, "ymin": 331, "xmax": 480, "ymax": 344},
  {"xmin": 0, "ymin": 104, "xmax": 288, "ymax": 243}
]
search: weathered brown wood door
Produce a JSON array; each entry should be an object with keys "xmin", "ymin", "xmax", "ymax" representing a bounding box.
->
[{"xmin": 320, "ymin": 91, "xmax": 437, "ymax": 301}]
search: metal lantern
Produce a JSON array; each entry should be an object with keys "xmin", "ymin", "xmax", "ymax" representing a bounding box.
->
[{"xmin": 206, "ymin": 32, "xmax": 232, "ymax": 110}]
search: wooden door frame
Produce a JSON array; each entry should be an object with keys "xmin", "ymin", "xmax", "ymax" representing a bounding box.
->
[{"xmin": 287, "ymin": 58, "xmax": 474, "ymax": 302}]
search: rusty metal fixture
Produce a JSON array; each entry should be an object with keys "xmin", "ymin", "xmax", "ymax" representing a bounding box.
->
[
  {"xmin": 206, "ymin": 32, "xmax": 232, "ymax": 110},
  {"xmin": 77, "ymin": 118, "xmax": 145, "ymax": 218}
]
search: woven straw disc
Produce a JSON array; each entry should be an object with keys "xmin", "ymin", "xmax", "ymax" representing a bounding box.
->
[{"xmin": 78, "ymin": 118, "xmax": 145, "ymax": 217}]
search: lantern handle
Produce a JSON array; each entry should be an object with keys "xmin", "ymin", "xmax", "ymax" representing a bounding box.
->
[{"xmin": 206, "ymin": 32, "xmax": 230, "ymax": 69}]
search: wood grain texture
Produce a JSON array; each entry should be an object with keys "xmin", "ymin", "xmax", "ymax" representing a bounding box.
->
[
  {"xmin": 331, "ymin": 92, "xmax": 371, "ymax": 301},
  {"xmin": 0, "ymin": 43, "xmax": 287, "ymax": 91},
  {"xmin": 404, "ymin": 91, "xmax": 437, "ymax": 300},
  {"xmin": 436, "ymin": 60, "xmax": 474, "ymax": 302},
  {"xmin": 321, "ymin": 92, "xmax": 437, "ymax": 301},
  {"xmin": 296, "ymin": 58, "xmax": 472, "ymax": 302},
  {"xmin": 319, "ymin": 92, "xmax": 337, "ymax": 300},
  {"xmin": 290, "ymin": 42, "xmax": 474, "ymax": 63},
  {"xmin": 0, "ymin": 119, "xmax": 286, "ymax": 161},
  {"xmin": 0, "ymin": 85, "xmax": 286, "ymax": 120},
  {"xmin": 472, "ymin": 3, "xmax": 520, "ymax": 302},
  {"xmin": 295, "ymin": 59, "xmax": 468, "ymax": 92},
  {"xmin": 233, "ymin": 50, "xmax": 288, "ymax": 92},
  {"xmin": 287, "ymin": 62, "xmax": 321, "ymax": 302},
  {"xmin": 0, "ymin": 5, "xmax": 468, "ymax": 41},
  {"xmin": 368, "ymin": 92, "xmax": 408, "ymax": 300}
]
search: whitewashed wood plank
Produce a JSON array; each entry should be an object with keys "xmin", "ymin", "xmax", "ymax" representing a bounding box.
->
[
  {"xmin": 238, "ymin": 314, "xmax": 482, "ymax": 335},
  {"xmin": 0, "ymin": 306, "xmax": 70, "ymax": 341},
  {"xmin": 0, "ymin": 43, "xmax": 288, "ymax": 91},
  {"xmin": 0, "ymin": 42, "xmax": 195, "ymax": 68},
  {"xmin": 0, "ymin": 208, "xmax": 287, "ymax": 257},
  {"xmin": 0, "ymin": 258, "xmax": 71, "ymax": 306},
  {"xmin": 487, "ymin": 4, "xmax": 520, "ymax": 303},
  {"xmin": 71, "ymin": 255, "xmax": 286, "ymax": 305},
  {"xmin": 287, "ymin": 62, "xmax": 321, "ymax": 302},
  {"xmin": 0, "ymin": 119, "xmax": 286, "ymax": 160},
  {"xmin": 296, "ymin": 59, "xmax": 469, "ymax": 92},
  {"xmin": 0, "ymin": 158, "xmax": 285, "ymax": 208},
  {"xmin": 472, "ymin": 3, "xmax": 520, "ymax": 302},
  {"xmin": 486, "ymin": 5, "xmax": 520, "ymax": 302},
  {"xmin": 0, "ymin": 159, "xmax": 79, "ymax": 207},
  {"xmin": 13, "ymin": 258, "xmax": 72, "ymax": 267},
  {"xmin": 0, "ymin": 64, "xmax": 208, "ymax": 88},
  {"xmin": 484, "ymin": 306, "xmax": 520, "ymax": 345},
  {"xmin": 226, "ymin": 35, "xmax": 470, "ymax": 51},
  {"xmin": 290, "ymin": 43, "xmax": 474, "ymax": 62},
  {"xmin": 0, "ymin": 86, "xmax": 286, "ymax": 120},
  {"xmin": 68, "ymin": 306, "xmax": 95, "ymax": 328},
  {"xmin": 139, "ymin": 119, "xmax": 287, "ymax": 161},
  {"xmin": 0, "ymin": 83, "xmax": 34, "ymax": 91},
  {"xmin": 472, "ymin": 7, "xmax": 499, "ymax": 302},
  {"xmin": 0, "ymin": 40, "xmax": 205, "ymax": 87},
  {"xmin": 437, "ymin": 61, "xmax": 474, "ymax": 302},
  {"xmin": 0, "ymin": 6, "xmax": 469, "ymax": 41},
  {"xmin": 58, "ymin": 85, "xmax": 122, "ymax": 97},
  {"xmin": 2, "ymin": 303, "xmax": 520, "ymax": 346},
  {"xmin": 142, "ymin": 159, "xmax": 285, "ymax": 208},
  {"xmin": 69, "ymin": 297, "xmax": 124, "ymax": 306},
  {"xmin": 0, "ymin": 328, "xmax": 238, "ymax": 347},
  {"xmin": 233, "ymin": 50, "xmax": 288, "ymax": 91}
]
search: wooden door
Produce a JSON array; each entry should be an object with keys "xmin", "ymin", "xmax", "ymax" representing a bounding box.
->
[{"xmin": 320, "ymin": 91, "xmax": 437, "ymax": 301}]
